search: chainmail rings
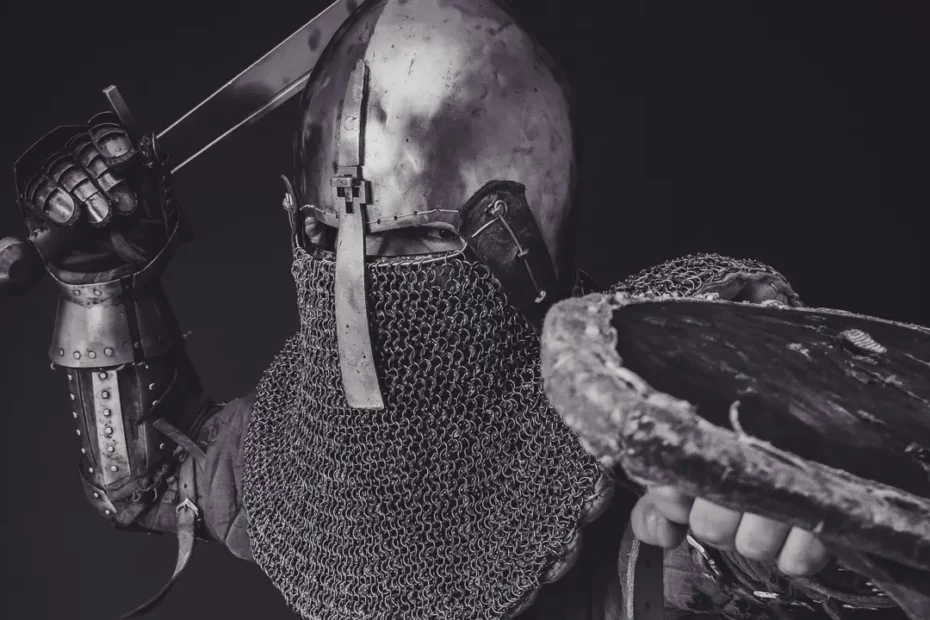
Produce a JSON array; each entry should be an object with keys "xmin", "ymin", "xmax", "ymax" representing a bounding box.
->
[
  {"xmin": 243, "ymin": 247, "xmax": 602, "ymax": 620},
  {"xmin": 613, "ymin": 253, "xmax": 802, "ymax": 306}
]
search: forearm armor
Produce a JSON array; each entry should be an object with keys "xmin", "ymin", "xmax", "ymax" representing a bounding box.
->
[{"xmin": 48, "ymin": 229, "xmax": 210, "ymax": 533}]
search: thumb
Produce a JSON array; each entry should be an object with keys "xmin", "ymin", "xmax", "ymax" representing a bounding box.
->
[{"xmin": 631, "ymin": 493, "xmax": 688, "ymax": 549}]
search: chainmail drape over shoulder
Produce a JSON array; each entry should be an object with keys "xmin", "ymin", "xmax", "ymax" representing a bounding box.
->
[{"xmin": 243, "ymin": 247, "xmax": 603, "ymax": 620}]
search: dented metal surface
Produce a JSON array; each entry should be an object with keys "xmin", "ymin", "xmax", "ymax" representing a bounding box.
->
[
  {"xmin": 296, "ymin": 0, "xmax": 574, "ymax": 268},
  {"xmin": 47, "ymin": 221, "xmax": 183, "ymax": 368}
]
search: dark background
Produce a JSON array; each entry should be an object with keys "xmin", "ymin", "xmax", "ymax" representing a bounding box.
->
[{"xmin": 1, "ymin": 1, "xmax": 928, "ymax": 618}]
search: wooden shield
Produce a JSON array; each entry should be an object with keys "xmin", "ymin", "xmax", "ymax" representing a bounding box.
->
[{"xmin": 540, "ymin": 293, "xmax": 930, "ymax": 617}]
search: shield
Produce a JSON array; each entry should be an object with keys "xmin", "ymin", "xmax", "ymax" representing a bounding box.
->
[{"xmin": 540, "ymin": 292, "xmax": 930, "ymax": 618}]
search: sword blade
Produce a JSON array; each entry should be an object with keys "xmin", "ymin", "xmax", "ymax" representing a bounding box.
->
[{"xmin": 156, "ymin": 0, "xmax": 361, "ymax": 174}]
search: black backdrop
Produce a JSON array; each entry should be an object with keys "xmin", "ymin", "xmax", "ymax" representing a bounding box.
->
[{"xmin": 1, "ymin": 1, "xmax": 927, "ymax": 618}]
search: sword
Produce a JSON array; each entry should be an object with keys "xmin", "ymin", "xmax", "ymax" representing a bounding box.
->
[{"xmin": 1, "ymin": 0, "xmax": 362, "ymax": 290}]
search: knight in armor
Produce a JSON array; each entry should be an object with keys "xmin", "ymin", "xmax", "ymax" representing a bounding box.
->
[{"xmin": 8, "ymin": 1, "xmax": 907, "ymax": 618}]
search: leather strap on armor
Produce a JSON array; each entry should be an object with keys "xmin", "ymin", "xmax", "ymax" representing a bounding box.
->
[
  {"xmin": 461, "ymin": 180, "xmax": 569, "ymax": 331},
  {"xmin": 153, "ymin": 418, "xmax": 207, "ymax": 463},
  {"xmin": 121, "ymin": 452, "xmax": 200, "ymax": 619},
  {"xmin": 625, "ymin": 538, "xmax": 666, "ymax": 620}
]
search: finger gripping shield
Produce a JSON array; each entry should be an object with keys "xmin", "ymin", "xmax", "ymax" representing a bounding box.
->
[{"xmin": 539, "ymin": 293, "xmax": 930, "ymax": 611}]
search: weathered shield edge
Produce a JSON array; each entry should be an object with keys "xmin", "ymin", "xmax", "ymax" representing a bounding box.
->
[{"xmin": 539, "ymin": 293, "xmax": 930, "ymax": 590}]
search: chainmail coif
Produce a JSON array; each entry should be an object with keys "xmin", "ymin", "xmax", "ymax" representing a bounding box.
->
[{"xmin": 243, "ymin": 247, "xmax": 603, "ymax": 620}]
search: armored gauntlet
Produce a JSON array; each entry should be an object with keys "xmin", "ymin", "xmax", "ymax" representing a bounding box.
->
[{"xmin": 14, "ymin": 113, "xmax": 210, "ymax": 537}]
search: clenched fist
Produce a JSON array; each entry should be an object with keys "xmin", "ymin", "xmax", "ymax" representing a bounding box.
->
[{"xmin": 14, "ymin": 111, "xmax": 178, "ymax": 277}]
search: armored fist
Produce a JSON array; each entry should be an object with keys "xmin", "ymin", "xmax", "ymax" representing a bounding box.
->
[{"xmin": 12, "ymin": 111, "xmax": 178, "ymax": 281}]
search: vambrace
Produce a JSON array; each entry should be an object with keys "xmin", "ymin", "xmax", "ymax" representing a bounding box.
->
[{"xmin": 48, "ymin": 235, "xmax": 215, "ymax": 617}]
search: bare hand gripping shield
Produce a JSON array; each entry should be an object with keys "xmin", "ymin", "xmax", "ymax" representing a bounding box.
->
[{"xmin": 540, "ymin": 254, "xmax": 930, "ymax": 620}]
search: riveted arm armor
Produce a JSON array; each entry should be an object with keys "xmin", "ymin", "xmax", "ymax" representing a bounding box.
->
[
  {"xmin": 50, "ymin": 226, "xmax": 210, "ymax": 534},
  {"xmin": 11, "ymin": 110, "xmax": 211, "ymax": 537},
  {"xmin": 13, "ymin": 110, "xmax": 233, "ymax": 616}
]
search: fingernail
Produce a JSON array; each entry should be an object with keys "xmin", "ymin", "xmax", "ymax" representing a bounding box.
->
[{"xmin": 646, "ymin": 510, "xmax": 660, "ymax": 537}]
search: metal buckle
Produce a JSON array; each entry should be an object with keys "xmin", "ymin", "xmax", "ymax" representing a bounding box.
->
[
  {"xmin": 686, "ymin": 534, "xmax": 725, "ymax": 585},
  {"xmin": 470, "ymin": 198, "xmax": 547, "ymax": 303},
  {"xmin": 176, "ymin": 497, "xmax": 200, "ymax": 518}
]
